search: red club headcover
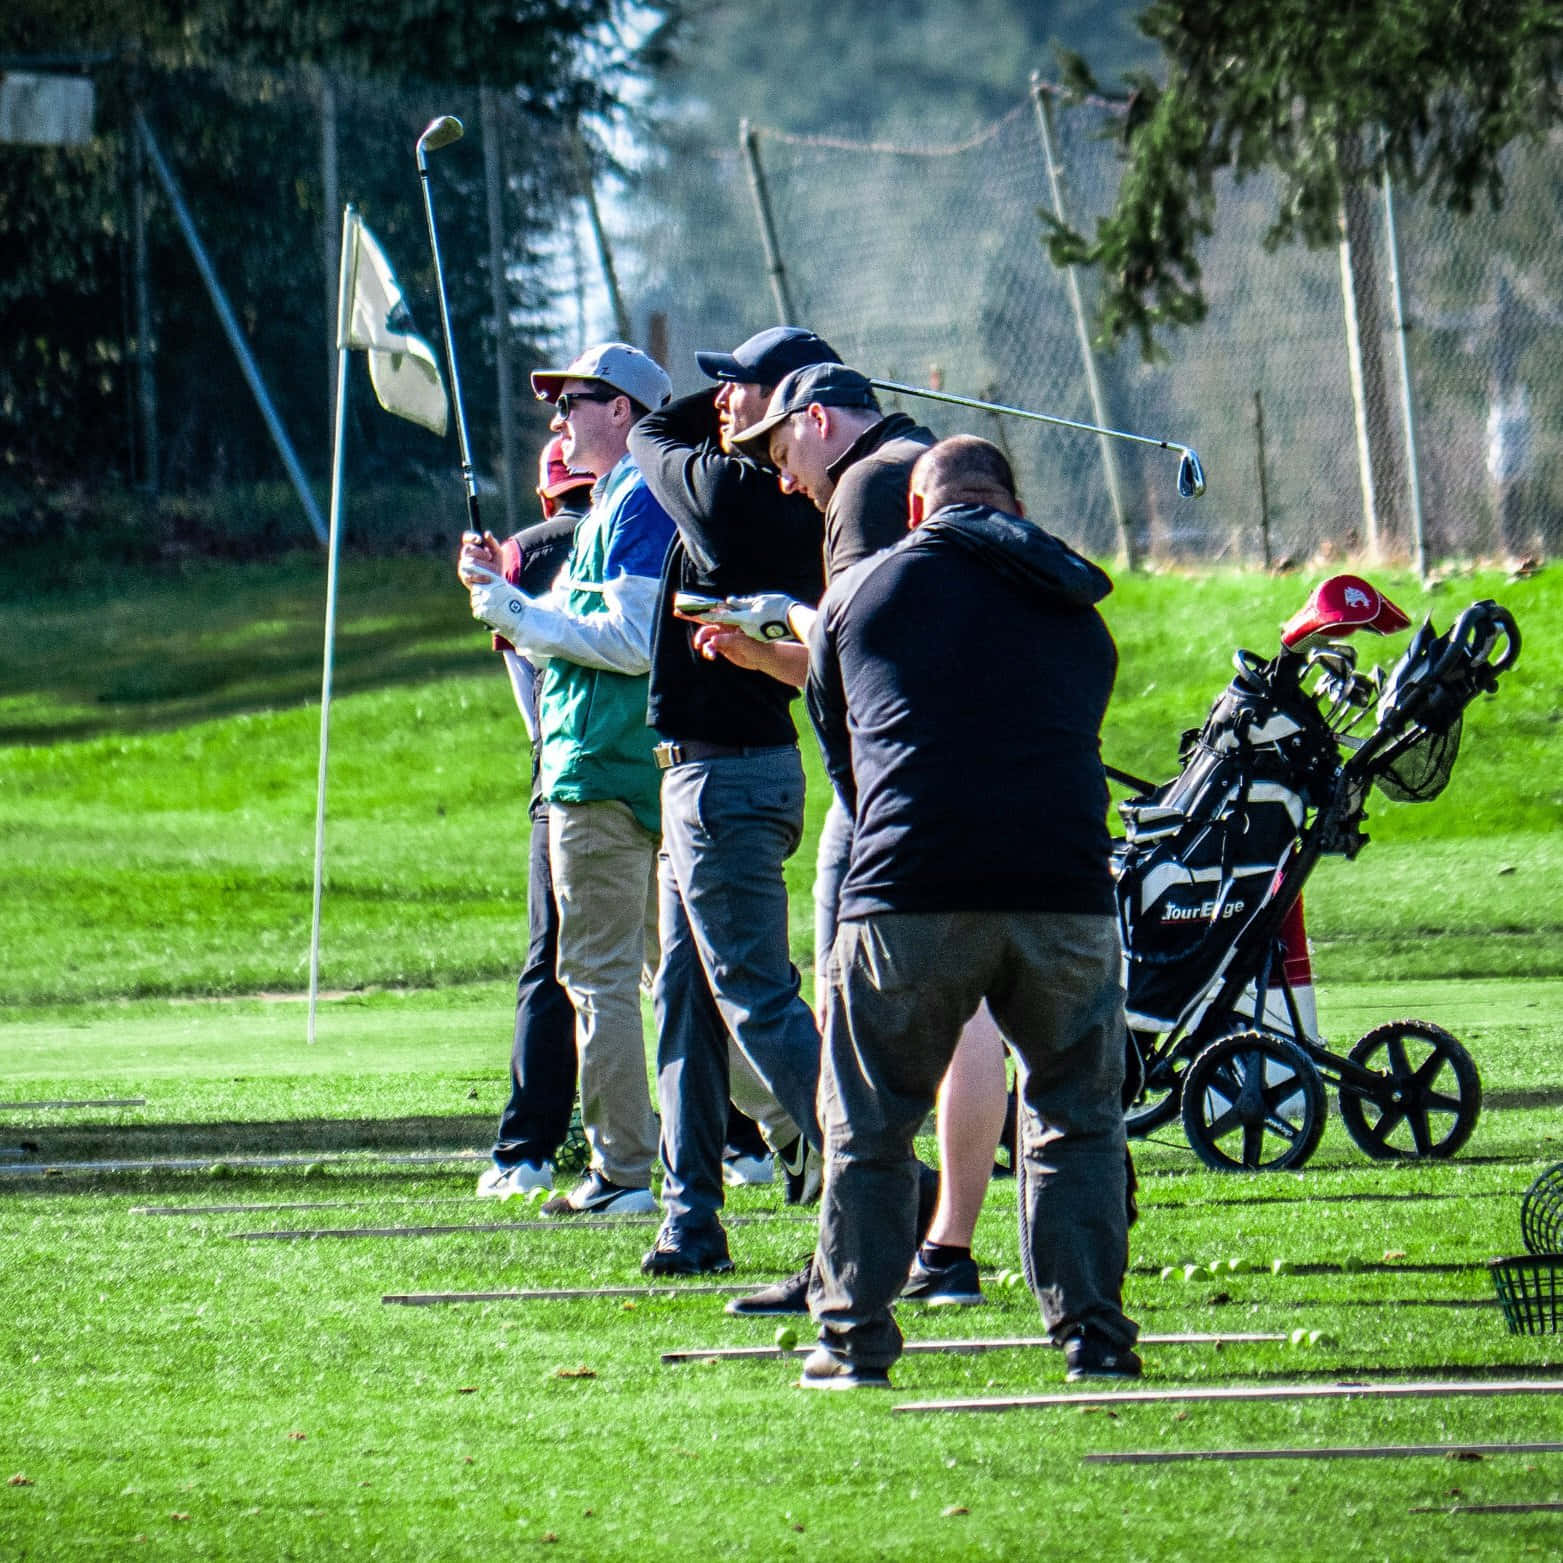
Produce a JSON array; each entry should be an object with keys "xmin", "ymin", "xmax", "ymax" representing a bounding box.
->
[{"xmin": 1280, "ymin": 574, "xmax": 1411, "ymax": 650}]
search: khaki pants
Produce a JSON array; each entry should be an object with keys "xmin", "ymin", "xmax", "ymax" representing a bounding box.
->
[{"xmin": 548, "ymin": 799, "xmax": 660, "ymax": 1189}]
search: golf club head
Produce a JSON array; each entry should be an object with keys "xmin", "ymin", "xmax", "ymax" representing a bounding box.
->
[
  {"xmin": 1177, "ymin": 448, "xmax": 1206, "ymax": 499},
  {"xmin": 417, "ymin": 116, "xmax": 464, "ymax": 157}
]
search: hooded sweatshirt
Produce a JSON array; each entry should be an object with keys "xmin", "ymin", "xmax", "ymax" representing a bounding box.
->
[{"xmin": 806, "ymin": 502, "xmax": 1117, "ymax": 922}]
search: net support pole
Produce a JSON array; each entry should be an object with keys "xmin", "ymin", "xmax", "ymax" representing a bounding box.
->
[
  {"xmin": 129, "ymin": 123, "xmax": 158, "ymax": 495},
  {"xmin": 1030, "ymin": 75, "xmax": 1135, "ymax": 570},
  {"xmin": 740, "ymin": 119, "xmax": 797, "ymax": 325},
  {"xmin": 134, "ymin": 108, "xmax": 327, "ymax": 545},
  {"xmin": 1253, "ymin": 389, "xmax": 1273, "ymax": 570},
  {"xmin": 570, "ymin": 123, "xmax": 631, "ymax": 342},
  {"xmin": 1382, "ymin": 159, "xmax": 1428, "ymax": 582}
]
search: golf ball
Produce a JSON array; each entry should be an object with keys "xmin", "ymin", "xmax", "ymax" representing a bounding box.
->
[{"xmin": 774, "ymin": 1325, "xmax": 799, "ymax": 1351}]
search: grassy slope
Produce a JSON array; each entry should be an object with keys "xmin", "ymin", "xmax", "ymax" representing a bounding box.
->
[
  {"xmin": 1, "ymin": 556, "xmax": 1559, "ymax": 1010},
  {"xmin": 4, "ymin": 557, "xmax": 1563, "ymax": 1559}
]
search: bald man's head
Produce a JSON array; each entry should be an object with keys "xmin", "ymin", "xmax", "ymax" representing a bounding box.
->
[{"xmin": 908, "ymin": 436, "xmax": 1021, "ymax": 525}]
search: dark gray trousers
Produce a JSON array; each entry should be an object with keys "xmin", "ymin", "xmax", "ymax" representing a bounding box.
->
[{"xmin": 809, "ymin": 909, "xmax": 1136, "ymax": 1370}]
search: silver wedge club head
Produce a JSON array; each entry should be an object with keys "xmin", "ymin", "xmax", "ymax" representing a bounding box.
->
[
  {"xmin": 417, "ymin": 115, "xmax": 464, "ymax": 160},
  {"xmin": 1177, "ymin": 448, "xmax": 1206, "ymax": 499}
]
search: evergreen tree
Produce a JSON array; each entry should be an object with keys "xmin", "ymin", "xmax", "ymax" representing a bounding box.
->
[{"xmin": 1049, "ymin": 0, "xmax": 1563, "ymax": 356}]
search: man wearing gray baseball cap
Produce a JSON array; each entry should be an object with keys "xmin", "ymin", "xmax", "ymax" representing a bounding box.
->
[{"xmin": 460, "ymin": 340, "xmax": 676, "ymax": 1221}]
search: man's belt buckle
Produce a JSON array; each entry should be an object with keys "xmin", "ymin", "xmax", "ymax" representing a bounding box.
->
[{"xmin": 653, "ymin": 741, "xmax": 685, "ymax": 770}]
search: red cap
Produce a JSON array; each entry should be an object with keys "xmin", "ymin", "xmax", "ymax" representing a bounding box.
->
[
  {"xmin": 537, "ymin": 434, "xmax": 594, "ymax": 500},
  {"xmin": 1280, "ymin": 574, "xmax": 1411, "ymax": 649}
]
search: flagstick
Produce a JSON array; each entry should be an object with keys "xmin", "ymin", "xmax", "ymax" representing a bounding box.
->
[{"xmin": 308, "ymin": 205, "xmax": 358, "ymax": 1046}]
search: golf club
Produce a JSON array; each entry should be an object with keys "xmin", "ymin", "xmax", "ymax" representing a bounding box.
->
[
  {"xmin": 415, "ymin": 114, "xmax": 480, "ymax": 533},
  {"xmin": 869, "ymin": 378, "xmax": 1207, "ymax": 498}
]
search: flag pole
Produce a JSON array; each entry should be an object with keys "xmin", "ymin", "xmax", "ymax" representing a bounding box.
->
[{"xmin": 308, "ymin": 203, "xmax": 358, "ymax": 1045}]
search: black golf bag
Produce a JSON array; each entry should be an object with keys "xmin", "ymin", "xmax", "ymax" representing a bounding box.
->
[{"xmin": 1112, "ymin": 596, "xmax": 1521, "ymax": 1171}]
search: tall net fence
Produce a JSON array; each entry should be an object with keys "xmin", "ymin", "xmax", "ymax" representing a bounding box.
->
[
  {"xmin": 613, "ymin": 87, "xmax": 1563, "ymax": 567},
  {"xmin": 12, "ymin": 61, "xmax": 1563, "ymax": 565}
]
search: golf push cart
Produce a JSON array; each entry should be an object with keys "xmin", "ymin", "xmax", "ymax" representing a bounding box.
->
[{"xmin": 1114, "ymin": 575, "xmax": 1521, "ymax": 1172}]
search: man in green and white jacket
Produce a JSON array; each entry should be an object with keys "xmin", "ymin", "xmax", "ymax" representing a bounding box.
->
[{"xmin": 461, "ymin": 342, "xmax": 676, "ymax": 1218}]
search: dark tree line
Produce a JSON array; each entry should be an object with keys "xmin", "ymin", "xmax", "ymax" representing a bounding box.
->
[{"xmin": 0, "ymin": 2, "xmax": 672, "ymax": 527}]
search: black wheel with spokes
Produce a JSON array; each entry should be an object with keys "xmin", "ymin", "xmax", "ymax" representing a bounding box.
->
[
  {"xmin": 1337, "ymin": 1018, "xmax": 1481, "ymax": 1161},
  {"xmin": 1180, "ymin": 1031, "xmax": 1327, "ymax": 1172}
]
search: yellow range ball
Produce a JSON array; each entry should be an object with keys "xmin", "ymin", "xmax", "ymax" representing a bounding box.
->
[{"xmin": 774, "ymin": 1325, "xmax": 799, "ymax": 1351}]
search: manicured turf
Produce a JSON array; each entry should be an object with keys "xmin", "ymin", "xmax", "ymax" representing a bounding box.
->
[
  {"xmin": 1, "ymin": 557, "xmax": 1558, "ymax": 1010},
  {"xmin": 3, "ymin": 554, "xmax": 1561, "ymax": 1557},
  {"xmin": 3, "ymin": 979, "xmax": 1562, "ymax": 1561}
]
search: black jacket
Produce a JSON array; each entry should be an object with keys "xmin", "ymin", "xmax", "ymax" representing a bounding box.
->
[
  {"xmin": 807, "ymin": 503, "xmax": 1118, "ymax": 921},
  {"xmin": 629, "ymin": 391, "xmax": 825, "ymax": 745},
  {"xmin": 822, "ymin": 412, "xmax": 936, "ymax": 579}
]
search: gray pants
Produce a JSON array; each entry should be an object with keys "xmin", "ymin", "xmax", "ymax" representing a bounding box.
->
[
  {"xmin": 548, "ymin": 799, "xmax": 661, "ymax": 1190},
  {"xmin": 809, "ymin": 909, "xmax": 1136, "ymax": 1370},
  {"xmin": 652, "ymin": 747, "xmax": 822, "ymax": 1235},
  {"xmin": 812, "ymin": 793, "xmax": 853, "ymax": 988}
]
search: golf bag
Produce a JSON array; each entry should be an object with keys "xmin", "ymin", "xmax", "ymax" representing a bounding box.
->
[
  {"xmin": 1116, "ymin": 653, "xmax": 1337, "ymax": 1037},
  {"xmin": 1114, "ymin": 584, "xmax": 1521, "ymax": 1172}
]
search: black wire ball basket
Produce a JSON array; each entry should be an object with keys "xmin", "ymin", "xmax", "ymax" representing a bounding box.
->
[
  {"xmin": 1488, "ymin": 1253, "xmax": 1563, "ymax": 1336},
  {"xmin": 1520, "ymin": 1162, "xmax": 1563, "ymax": 1256}
]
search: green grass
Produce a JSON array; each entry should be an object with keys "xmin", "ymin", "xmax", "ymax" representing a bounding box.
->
[
  {"xmin": 3, "ymin": 978, "xmax": 1562, "ymax": 1561},
  {"xmin": 4, "ymin": 555, "xmax": 1563, "ymax": 1556},
  {"xmin": 1, "ymin": 556, "xmax": 1559, "ymax": 1009}
]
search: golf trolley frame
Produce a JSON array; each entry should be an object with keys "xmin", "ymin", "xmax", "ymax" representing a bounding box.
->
[{"xmin": 1118, "ymin": 595, "xmax": 1520, "ymax": 1172}]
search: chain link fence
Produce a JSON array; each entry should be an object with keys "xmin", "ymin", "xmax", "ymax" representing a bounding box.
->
[
  {"xmin": 612, "ymin": 86, "xmax": 1563, "ymax": 568},
  {"xmin": 11, "ymin": 62, "xmax": 1560, "ymax": 566}
]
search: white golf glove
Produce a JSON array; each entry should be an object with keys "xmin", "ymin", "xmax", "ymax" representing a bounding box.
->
[
  {"xmin": 467, "ymin": 564, "xmax": 529, "ymax": 646},
  {"xmin": 721, "ymin": 593, "xmax": 801, "ymax": 643}
]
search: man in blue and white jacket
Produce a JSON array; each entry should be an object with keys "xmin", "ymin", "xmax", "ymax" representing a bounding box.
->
[{"xmin": 461, "ymin": 342, "xmax": 676, "ymax": 1218}]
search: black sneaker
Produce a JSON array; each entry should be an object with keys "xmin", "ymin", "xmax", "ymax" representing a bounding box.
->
[
  {"xmin": 1063, "ymin": 1331, "xmax": 1143, "ymax": 1382},
  {"xmin": 901, "ymin": 1253, "xmax": 984, "ymax": 1307},
  {"xmin": 724, "ymin": 1258, "xmax": 813, "ymax": 1316},
  {"xmin": 777, "ymin": 1136, "xmax": 821, "ymax": 1205},
  {"xmin": 797, "ymin": 1347, "xmax": 891, "ymax": 1391},
  {"xmin": 539, "ymin": 1171, "xmax": 657, "ymax": 1217},
  {"xmin": 640, "ymin": 1225, "xmax": 734, "ymax": 1276}
]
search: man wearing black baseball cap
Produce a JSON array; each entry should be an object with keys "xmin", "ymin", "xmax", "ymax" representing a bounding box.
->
[{"xmin": 626, "ymin": 326, "xmax": 840, "ymax": 1277}]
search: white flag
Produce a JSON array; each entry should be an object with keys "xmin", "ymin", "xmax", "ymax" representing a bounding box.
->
[{"xmin": 341, "ymin": 211, "xmax": 449, "ymax": 436}]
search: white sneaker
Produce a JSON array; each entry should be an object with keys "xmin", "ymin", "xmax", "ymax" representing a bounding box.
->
[
  {"xmin": 475, "ymin": 1160, "xmax": 554, "ymax": 1199},
  {"xmin": 540, "ymin": 1171, "xmax": 657, "ymax": 1217},
  {"xmin": 722, "ymin": 1152, "xmax": 774, "ymax": 1187}
]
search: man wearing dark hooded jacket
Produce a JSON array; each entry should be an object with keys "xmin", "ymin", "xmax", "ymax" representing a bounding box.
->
[{"xmin": 796, "ymin": 435, "xmax": 1140, "ymax": 1390}]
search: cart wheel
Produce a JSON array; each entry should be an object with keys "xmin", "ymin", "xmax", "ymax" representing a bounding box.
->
[
  {"xmin": 1124, "ymin": 1038, "xmax": 1187, "ymax": 1136},
  {"xmin": 1337, "ymin": 1018, "xmax": 1481, "ymax": 1161},
  {"xmin": 1180, "ymin": 1031, "xmax": 1327, "ymax": 1172}
]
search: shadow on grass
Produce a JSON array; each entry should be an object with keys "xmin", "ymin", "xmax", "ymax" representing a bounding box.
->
[
  {"xmin": 0, "ymin": 555, "xmax": 496, "ymax": 744},
  {"xmin": 0, "ymin": 1112, "xmax": 492, "ymax": 1167},
  {"xmin": 0, "ymin": 1166, "xmax": 479, "ymax": 1201},
  {"xmin": 0, "ymin": 640, "xmax": 496, "ymax": 745}
]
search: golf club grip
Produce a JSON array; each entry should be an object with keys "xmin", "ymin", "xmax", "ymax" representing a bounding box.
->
[{"xmin": 464, "ymin": 491, "xmax": 481, "ymax": 537}]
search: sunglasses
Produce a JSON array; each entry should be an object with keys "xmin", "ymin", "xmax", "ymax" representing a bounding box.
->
[{"xmin": 554, "ymin": 389, "xmax": 619, "ymax": 419}]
